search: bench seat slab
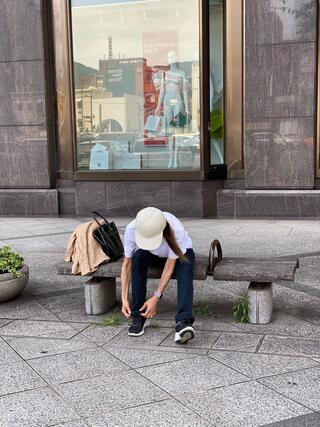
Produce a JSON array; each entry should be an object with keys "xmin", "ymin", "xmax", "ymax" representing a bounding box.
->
[
  {"xmin": 58, "ymin": 256, "xmax": 209, "ymax": 281},
  {"xmin": 213, "ymin": 258, "xmax": 298, "ymax": 282}
]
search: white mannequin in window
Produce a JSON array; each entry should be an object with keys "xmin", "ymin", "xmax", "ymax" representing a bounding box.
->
[{"xmin": 155, "ymin": 51, "xmax": 190, "ymax": 168}]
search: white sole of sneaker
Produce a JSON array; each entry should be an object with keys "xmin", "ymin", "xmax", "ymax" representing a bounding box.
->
[
  {"xmin": 128, "ymin": 319, "xmax": 150, "ymax": 337},
  {"xmin": 174, "ymin": 326, "xmax": 195, "ymax": 344},
  {"xmin": 128, "ymin": 325, "xmax": 145, "ymax": 337}
]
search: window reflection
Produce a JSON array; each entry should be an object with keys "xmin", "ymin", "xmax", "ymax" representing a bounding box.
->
[
  {"xmin": 71, "ymin": 0, "xmax": 200, "ymax": 171},
  {"xmin": 209, "ymin": 0, "xmax": 224, "ymax": 165}
]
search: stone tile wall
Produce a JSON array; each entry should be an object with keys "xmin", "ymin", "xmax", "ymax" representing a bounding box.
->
[
  {"xmin": 245, "ymin": 0, "xmax": 317, "ymax": 189},
  {"xmin": 0, "ymin": 0, "xmax": 51, "ymax": 189},
  {"xmin": 73, "ymin": 180, "xmax": 224, "ymax": 217}
]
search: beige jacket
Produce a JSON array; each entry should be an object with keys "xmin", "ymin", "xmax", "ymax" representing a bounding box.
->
[{"xmin": 64, "ymin": 221, "xmax": 109, "ymax": 276}]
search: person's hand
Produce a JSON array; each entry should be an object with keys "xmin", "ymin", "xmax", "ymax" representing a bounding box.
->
[
  {"xmin": 121, "ymin": 299, "xmax": 131, "ymax": 319},
  {"xmin": 155, "ymin": 107, "xmax": 161, "ymax": 116},
  {"xmin": 140, "ymin": 296, "xmax": 158, "ymax": 318}
]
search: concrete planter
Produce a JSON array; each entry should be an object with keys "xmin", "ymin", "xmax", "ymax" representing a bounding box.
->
[
  {"xmin": 0, "ymin": 265, "xmax": 29, "ymax": 302},
  {"xmin": 248, "ymin": 282, "xmax": 273, "ymax": 324}
]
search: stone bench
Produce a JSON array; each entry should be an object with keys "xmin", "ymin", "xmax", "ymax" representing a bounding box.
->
[
  {"xmin": 57, "ymin": 240, "xmax": 299, "ymax": 323},
  {"xmin": 57, "ymin": 255, "xmax": 209, "ymax": 316}
]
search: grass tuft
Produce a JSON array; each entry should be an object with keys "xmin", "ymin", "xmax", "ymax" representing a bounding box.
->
[
  {"xmin": 194, "ymin": 302, "xmax": 215, "ymax": 317},
  {"xmin": 96, "ymin": 311, "xmax": 125, "ymax": 327}
]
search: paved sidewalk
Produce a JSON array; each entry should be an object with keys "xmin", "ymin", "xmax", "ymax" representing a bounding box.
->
[{"xmin": 0, "ymin": 216, "xmax": 320, "ymax": 426}]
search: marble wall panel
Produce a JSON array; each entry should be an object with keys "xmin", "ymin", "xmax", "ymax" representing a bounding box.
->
[
  {"xmin": 75, "ymin": 182, "xmax": 106, "ymax": 216},
  {"xmin": 104, "ymin": 181, "xmax": 171, "ymax": 217},
  {"xmin": 73, "ymin": 181, "xmax": 222, "ymax": 218},
  {"xmin": 245, "ymin": 42, "xmax": 316, "ymax": 121},
  {"xmin": 170, "ymin": 182, "xmax": 203, "ymax": 217},
  {"xmin": 216, "ymin": 190, "xmax": 236, "ymax": 218},
  {"xmin": 58, "ymin": 190, "xmax": 76, "ymax": 215},
  {"xmin": 203, "ymin": 180, "xmax": 224, "ymax": 217},
  {"xmin": 236, "ymin": 191, "xmax": 320, "ymax": 218},
  {"xmin": 0, "ymin": 190, "xmax": 58, "ymax": 215},
  {"xmin": 0, "ymin": 0, "xmax": 43, "ymax": 61},
  {"xmin": 0, "ymin": 60, "xmax": 46, "ymax": 126},
  {"xmin": 0, "ymin": 126, "xmax": 50, "ymax": 188},
  {"xmin": 244, "ymin": 0, "xmax": 317, "ymax": 190},
  {"xmin": 245, "ymin": 117, "xmax": 314, "ymax": 189},
  {"xmin": 245, "ymin": 0, "xmax": 316, "ymax": 46}
]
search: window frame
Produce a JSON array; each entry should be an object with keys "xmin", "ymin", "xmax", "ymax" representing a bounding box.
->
[
  {"xmin": 317, "ymin": 0, "xmax": 320, "ymax": 178},
  {"xmin": 52, "ymin": 0, "xmax": 243, "ymax": 181}
]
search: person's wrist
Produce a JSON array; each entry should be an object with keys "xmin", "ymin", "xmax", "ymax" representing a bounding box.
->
[{"xmin": 153, "ymin": 291, "xmax": 163, "ymax": 300}]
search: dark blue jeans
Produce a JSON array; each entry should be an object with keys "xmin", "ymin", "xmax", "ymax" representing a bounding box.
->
[{"xmin": 131, "ymin": 248, "xmax": 195, "ymax": 324}]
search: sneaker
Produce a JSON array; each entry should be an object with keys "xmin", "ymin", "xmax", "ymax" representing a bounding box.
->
[
  {"xmin": 174, "ymin": 320, "xmax": 195, "ymax": 344},
  {"xmin": 128, "ymin": 316, "xmax": 146, "ymax": 337}
]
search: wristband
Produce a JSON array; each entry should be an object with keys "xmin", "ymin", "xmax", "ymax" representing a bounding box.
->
[{"xmin": 154, "ymin": 290, "xmax": 163, "ymax": 299}]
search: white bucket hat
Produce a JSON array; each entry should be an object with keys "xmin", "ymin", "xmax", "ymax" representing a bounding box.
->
[{"xmin": 135, "ymin": 207, "xmax": 166, "ymax": 250}]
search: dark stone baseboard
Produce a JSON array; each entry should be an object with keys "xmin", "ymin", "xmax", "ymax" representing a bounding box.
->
[
  {"xmin": 217, "ymin": 189, "xmax": 320, "ymax": 218},
  {"xmin": 0, "ymin": 189, "xmax": 58, "ymax": 215},
  {"xmin": 72, "ymin": 180, "xmax": 224, "ymax": 218}
]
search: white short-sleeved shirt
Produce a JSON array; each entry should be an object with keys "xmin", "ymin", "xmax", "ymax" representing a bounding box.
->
[{"xmin": 124, "ymin": 212, "xmax": 192, "ymax": 259}]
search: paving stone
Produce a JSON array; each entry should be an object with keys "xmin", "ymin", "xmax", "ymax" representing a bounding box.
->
[
  {"xmin": 22, "ymin": 252, "xmax": 66, "ymax": 268},
  {"xmin": 259, "ymin": 366, "xmax": 320, "ymax": 412},
  {"xmin": 292, "ymin": 256, "xmax": 320, "ymax": 291},
  {"xmin": 29, "ymin": 347, "xmax": 128, "ymax": 384},
  {"xmin": 106, "ymin": 347, "xmax": 199, "ymax": 368},
  {"xmin": 137, "ymin": 355, "xmax": 249, "ymax": 395},
  {"xmin": 43, "ymin": 233, "xmax": 69, "ymax": 249},
  {"xmin": 0, "ymin": 337, "xmax": 22, "ymax": 364},
  {"xmin": 27, "ymin": 270, "xmax": 84, "ymax": 295},
  {"xmin": 49, "ymin": 421, "xmax": 89, "ymax": 427},
  {"xmin": 0, "ymin": 224, "xmax": 32, "ymax": 239},
  {"xmin": 5, "ymin": 337, "xmax": 95, "ymax": 360},
  {"xmin": 35, "ymin": 292, "xmax": 85, "ymax": 314},
  {"xmin": 0, "ymin": 360, "xmax": 45, "ymax": 396},
  {"xmin": 264, "ymin": 412, "xmax": 320, "ymax": 427},
  {"xmin": 148, "ymin": 319, "xmax": 176, "ymax": 328},
  {"xmin": 208, "ymin": 350, "xmax": 319, "ymax": 379},
  {"xmin": 0, "ymin": 297, "xmax": 60, "ymax": 320},
  {"xmin": 177, "ymin": 381, "xmax": 312, "ymax": 427},
  {"xmin": 160, "ymin": 330, "xmax": 221, "ymax": 350},
  {"xmin": 0, "ymin": 320, "xmax": 86, "ymax": 339},
  {"xmin": 259, "ymin": 335, "xmax": 320, "ymax": 358},
  {"xmin": 273, "ymin": 286, "xmax": 320, "ymax": 327},
  {"xmin": 4, "ymin": 236, "xmax": 63, "ymax": 254},
  {"xmin": 56, "ymin": 307, "xmax": 109, "ymax": 324},
  {"xmin": 0, "ymin": 319, "xmax": 12, "ymax": 328},
  {"xmin": 108, "ymin": 326, "xmax": 172, "ymax": 349},
  {"xmin": 18, "ymin": 224, "xmax": 67, "ymax": 237},
  {"xmin": 212, "ymin": 332, "xmax": 263, "ymax": 352},
  {"xmin": 194, "ymin": 318, "xmax": 243, "ymax": 333},
  {"xmin": 235, "ymin": 311, "xmax": 320, "ymax": 338},
  {"xmin": 73, "ymin": 324, "xmax": 126, "ymax": 346},
  {"xmin": 86, "ymin": 399, "xmax": 211, "ymax": 427},
  {"xmin": 0, "ymin": 387, "xmax": 80, "ymax": 426},
  {"xmin": 54, "ymin": 370, "xmax": 169, "ymax": 417}
]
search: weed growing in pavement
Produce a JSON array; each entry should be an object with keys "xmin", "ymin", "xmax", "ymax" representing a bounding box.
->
[
  {"xmin": 233, "ymin": 293, "xmax": 250, "ymax": 323},
  {"xmin": 194, "ymin": 302, "xmax": 215, "ymax": 316}
]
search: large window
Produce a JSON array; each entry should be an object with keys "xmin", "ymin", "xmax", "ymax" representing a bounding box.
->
[{"xmin": 71, "ymin": 0, "xmax": 200, "ymax": 171}]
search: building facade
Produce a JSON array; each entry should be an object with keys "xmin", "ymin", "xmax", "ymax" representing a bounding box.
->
[{"xmin": 0, "ymin": 0, "xmax": 318, "ymax": 217}]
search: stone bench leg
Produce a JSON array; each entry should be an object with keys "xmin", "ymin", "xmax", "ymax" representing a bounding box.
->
[
  {"xmin": 248, "ymin": 282, "xmax": 273, "ymax": 324},
  {"xmin": 85, "ymin": 277, "xmax": 116, "ymax": 315}
]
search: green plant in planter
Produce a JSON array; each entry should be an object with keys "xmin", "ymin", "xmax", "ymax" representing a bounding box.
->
[
  {"xmin": 0, "ymin": 246, "xmax": 24, "ymax": 278},
  {"xmin": 232, "ymin": 293, "xmax": 250, "ymax": 323}
]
